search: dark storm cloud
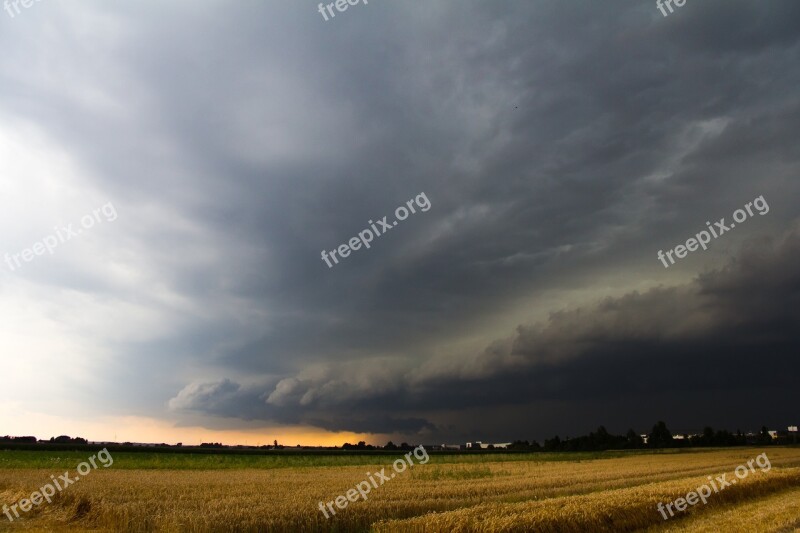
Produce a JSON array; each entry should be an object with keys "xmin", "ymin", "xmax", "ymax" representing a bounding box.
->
[
  {"xmin": 107, "ymin": 0, "xmax": 800, "ymax": 428},
  {"xmin": 171, "ymin": 223, "xmax": 800, "ymax": 437},
  {"xmin": 2, "ymin": 1, "xmax": 799, "ymax": 438},
  {"xmin": 228, "ymin": 0, "xmax": 800, "ymax": 372}
]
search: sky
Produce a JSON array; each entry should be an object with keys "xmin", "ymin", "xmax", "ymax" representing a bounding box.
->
[{"xmin": 0, "ymin": 0, "xmax": 798, "ymax": 446}]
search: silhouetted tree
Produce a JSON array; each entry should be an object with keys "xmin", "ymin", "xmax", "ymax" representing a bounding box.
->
[
  {"xmin": 648, "ymin": 421, "xmax": 674, "ymax": 448},
  {"xmin": 626, "ymin": 429, "xmax": 643, "ymax": 448},
  {"xmin": 758, "ymin": 426, "xmax": 773, "ymax": 445},
  {"xmin": 543, "ymin": 435, "xmax": 561, "ymax": 451}
]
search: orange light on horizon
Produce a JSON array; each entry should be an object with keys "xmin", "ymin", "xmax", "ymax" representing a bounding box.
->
[{"xmin": 0, "ymin": 405, "xmax": 383, "ymax": 447}]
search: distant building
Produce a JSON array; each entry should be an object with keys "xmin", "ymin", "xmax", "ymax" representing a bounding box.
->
[{"xmin": 466, "ymin": 441, "xmax": 511, "ymax": 449}]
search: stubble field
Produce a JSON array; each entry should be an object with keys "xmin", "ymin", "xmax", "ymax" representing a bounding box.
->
[{"xmin": 1, "ymin": 447, "xmax": 799, "ymax": 532}]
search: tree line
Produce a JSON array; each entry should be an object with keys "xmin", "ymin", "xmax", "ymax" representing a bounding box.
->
[{"xmin": 504, "ymin": 422, "xmax": 781, "ymax": 452}]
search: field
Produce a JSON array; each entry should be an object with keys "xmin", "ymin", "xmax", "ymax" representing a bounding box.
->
[{"xmin": 1, "ymin": 447, "xmax": 799, "ymax": 532}]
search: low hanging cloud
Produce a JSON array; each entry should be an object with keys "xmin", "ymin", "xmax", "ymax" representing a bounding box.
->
[{"xmin": 169, "ymin": 222, "xmax": 800, "ymax": 437}]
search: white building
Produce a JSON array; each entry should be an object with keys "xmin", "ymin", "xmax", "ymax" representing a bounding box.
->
[{"xmin": 466, "ymin": 441, "xmax": 511, "ymax": 449}]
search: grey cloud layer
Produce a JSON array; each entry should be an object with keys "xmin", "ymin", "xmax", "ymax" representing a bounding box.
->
[
  {"xmin": 171, "ymin": 223, "xmax": 800, "ymax": 438},
  {"xmin": 2, "ymin": 0, "xmax": 798, "ymax": 438}
]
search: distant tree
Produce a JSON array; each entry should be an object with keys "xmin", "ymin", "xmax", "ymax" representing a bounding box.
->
[
  {"xmin": 592, "ymin": 426, "xmax": 613, "ymax": 449},
  {"xmin": 384, "ymin": 441, "xmax": 398, "ymax": 450},
  {"xmin": 648, "ymin": 421, "xmax": 674, "ymax": 448},
  {"xmin": 543, "ymin": 435, "xmax": 561, "ymax": 451},
  {"xmin": 626, "ymin": 429, "xmax": 643, "ymax": 449},
  {"xmin": 49, "ymin": 435, "xmax": 87, "ymax": 445},
  {"xmin": 703, "ymin": 426, "xmax": 715, "ymax": 446},
  {"xmin": 690, "ymin": 426, "xmax": 713, "ymax": 447}
]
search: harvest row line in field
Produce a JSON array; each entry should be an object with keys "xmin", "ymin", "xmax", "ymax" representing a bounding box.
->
[{"xmin": 1, "ymin": 447, "xmax": 798, "ymax": 532}]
